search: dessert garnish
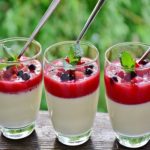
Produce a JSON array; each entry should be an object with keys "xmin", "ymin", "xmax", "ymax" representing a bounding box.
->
[
  {"xmin": 0, "ymin": 45, "xmax": 37, "ymax": 81},
  {"xmin": 119, "ymin": 51, "xmax": 137, "ymax": 82},
  {"xmin": 63, "ymin": 44, "xmax": 83, "ymax": 71},
  {"xmin": 85, "ymin": 68, "xmax": 93, "ymax": 75},
  {"xmin": 0, "ymin": 45, "xmax": 18, "ymax": 70},
  {"xmin": 120, "ymin": 51, "xmax": 136, "ymax": 72},
  {"xmin": 28, "ymin": 64, "xmax": 36, "ymax": 71}
]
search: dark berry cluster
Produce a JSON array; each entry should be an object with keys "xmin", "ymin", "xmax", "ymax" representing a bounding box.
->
[
  {"xmin": 17, "ymin": 64, "xmax": 36, "ymax": 81},
  {"xmin": 17, "ymin": 70, "xmax": 30, "ymax": 81},
  {"xmin": 60, "ymin": 65, "xmax": 94, "ymax": 82},
  {"xmin": 110, "ymin": 71, "xmax": 137, "ymax": 84}
]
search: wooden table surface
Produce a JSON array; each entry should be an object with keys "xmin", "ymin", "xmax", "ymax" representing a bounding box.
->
[{"xmin": 0, "ymin": 111, "xmax": 150, "ymax": 150}]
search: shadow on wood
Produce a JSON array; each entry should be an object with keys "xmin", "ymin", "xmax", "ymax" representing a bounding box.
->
[{"xmin": 0, "ymin": 131, "xmax": 40, "ymax": 150}]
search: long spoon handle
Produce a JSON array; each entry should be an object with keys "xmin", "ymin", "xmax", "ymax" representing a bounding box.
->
[
  {"xmin": 18, "ymin": 0, "xmax": 61, "ymax": 59},
  {"xmin": 76, "ymin": 0, "xmax": 105, "ymax": 44},
  {"xmin": 138, "ymin": 48, "xmax": 150, "ymax": 64}
]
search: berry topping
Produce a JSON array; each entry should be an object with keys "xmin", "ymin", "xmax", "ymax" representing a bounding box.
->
[
  {"xmin": 60, "ymin": 70, "xmax": 76, "ymax": 81},
  {"xmin": 130, "ymin": 71, "xmax": 137, "ymax": 79},
  {"xmin": 88, "ymin": 65, "xmax": 94, "ymax": 69},
  {"xmin": 140, "ymin": 59, "xmax": 149, "ymax": 65},
  {"xmin": 69, "ymin": 72, "xmax": 75, "ymax": 80},
  {"xmin": 117, "ymin": 71, "xmax": 124, "ymax": 79},
  {"xmin": 60, "ymin": 73, "xmax": 70, "ymax": 81},
  {"xmin": 22, "ymin": 73, "xmax": 30, "ymax": 81},
  {"xmin": 17, "ymin": 70, "xmax": 24, "ymax": 77},
  {"xmin": 112, "ymin": 76, "xmax": 118, "ymax": 82},
  {"xmin": 3, "ymin": 70, "xmax": 12, "ymax": 80},
  {"xmin": 28, "ymin": 64, "xmax": 36, "ymax": 71},
  {"xmin": 85, "ymin": 68, "xmax": 93, "ymax": 75},
  {"xmin": 131, "ymin": 76, "xmax": 143, "ymax": 84},
  {"xmin": 124, "ymin": 71, "xmax": 137, "ymax": 81},
  {"xmin": 75, "ymin": 71, "xmax": 84, "ymax": 80}
]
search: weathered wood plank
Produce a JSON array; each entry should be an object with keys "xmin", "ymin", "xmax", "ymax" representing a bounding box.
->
[{"xmin": 0, "ymin": 111, "xmax": 150, "ymax": 150}]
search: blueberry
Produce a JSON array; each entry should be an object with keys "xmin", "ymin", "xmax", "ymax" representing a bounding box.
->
[
  {"xmin": 22, "ymin": 73, "xmax": 30, "ymax": 81},
  {"xmin": 17, "ymin": 70, "xmax": 24, "ymax": 77},
  {"xmin": 28, "ymin": 64, "xmax": 36, "ymax": 71},
  {"xmin": 140, "ymin": 59, "xmax": 149, "ymax": 65},
  {"xmin": 85, "ymin": 68, "xmax": 93, "ymax": 75},
  {"xmin": 60, "ymin": 73, "xmax": 70, "ymax": 81}
]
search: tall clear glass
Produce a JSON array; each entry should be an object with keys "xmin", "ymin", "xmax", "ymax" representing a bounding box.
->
[
  {"xmin": 0, "ymin": 37, "xmax": 43, "ymax": 139},
  {"xmin": 104, "ymin": 42, "xmax": 150, "ymax": 148},
  {"xmin": 43, "ymin": 41, "xmax": 100, "ymax": 146}
]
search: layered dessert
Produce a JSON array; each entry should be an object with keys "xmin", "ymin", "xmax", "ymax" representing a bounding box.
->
[
  {"xmin": 44, "ymin": 57, "xmax": 100, "ymax": 135},
  {"xmin": 105, "ymin": 59, "xmax": 150, "ymax": 136},
  {"xmin": 0, "ymin": 57, "xmax": 42, "ymax": 128}
]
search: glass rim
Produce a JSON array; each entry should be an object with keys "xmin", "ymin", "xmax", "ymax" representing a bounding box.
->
[
  {"xmin": 0, "ymin": 37, "xmax": 42, "ymax": 64},
  {"xmin": 105, "ymin": 42, "xmax": 150, "ymax": 70},
  {"xmin": 44, "ymin": 40, "xmax": 99, "ymax": 68}
]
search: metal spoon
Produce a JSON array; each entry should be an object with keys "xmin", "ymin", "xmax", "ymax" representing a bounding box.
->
[
  {"xmin": 18, "ymin": 0, "xmax": 61, "ymax": 59},
  {"xmin": 76, "ymin": 0, "xmax": 106, "ymax": 44},
  {"xmin": 138, "ymin": 47, "xmax": 150, "ymax": 64}
]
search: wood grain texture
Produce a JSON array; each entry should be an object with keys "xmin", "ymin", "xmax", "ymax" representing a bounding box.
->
[{"xmin": 0, "ymin": 111, "xmax": 150, "ymax": 150}]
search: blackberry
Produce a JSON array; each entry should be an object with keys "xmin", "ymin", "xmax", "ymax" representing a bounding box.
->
[
  {"xmin": 60, "ymin": 73, "xmax": 70, "ymax": 81},
  {"xmin": 22, "ymin": 73, "xmax": 30, "ymax": 81},
  {"xmin": 28, "ymin": 64, "xmax": 36, "ymax": 71},
  {"xmin": 17, "ymin": 70, "xmax": 24, "ymax": 77},
  {"xmin": 85, "ymin": 68, "xmax": 93, "ymax": 75}
]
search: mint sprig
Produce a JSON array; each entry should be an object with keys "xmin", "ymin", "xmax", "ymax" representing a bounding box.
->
[
  {"xmin": 2, "ymin": 45, "xmax": 18, "ymax": 62},
  {"xmin": 0, "ymin": 45, "xmax": 18, "ymax": 70},
  {"xmin": 68, "ymin": 44, "xmax": 83, "ymax": 65},
  {"xmin": 119, "ymin": 51, "xmax": 136, "ymax": 72},
  {"xmin": 64, "ymin": 44, "xmax": 83, "ymax": 70}
]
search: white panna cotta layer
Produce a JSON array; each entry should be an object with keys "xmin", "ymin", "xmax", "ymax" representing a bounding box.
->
[
  {"xmin": 0, "ymin": 83, "xmax": 42, "ymax": 128},
  {"xmin": 106, "ymin": 96, "xmax": 150, "ymax": 136},
  {"xmin": 46, "ymin": 87, "xmax": 99, "ymax": 135}
]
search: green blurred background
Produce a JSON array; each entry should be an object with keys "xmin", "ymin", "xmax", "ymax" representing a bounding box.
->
[{"xmin": 0, "ymin": 0, "xmax": 150, "ymax": 112}]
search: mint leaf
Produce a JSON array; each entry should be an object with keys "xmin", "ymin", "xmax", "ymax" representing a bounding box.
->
[
  {"xmin": 2, "ymin": 45, "xmax": 18, "ymax": 62},
  {"xmin": 0, "ymin": 45, "xmax": 18, "ymax": 70},
  {"xmin": 119, "ymin": 51, "xmax": 136, "ymax": 72},
  {"xmin": 68, "ymin": 48, "xmax": 80, "ymax": 65},
  {"xmin": 68, "ymin": 44, "xmax": 83, "ymax": 65},
  {"xmin": 64, "ymin": 44, "xmax": 83, "ymax": 70}
]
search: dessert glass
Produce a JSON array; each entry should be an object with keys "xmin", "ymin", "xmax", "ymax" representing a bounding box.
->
[
  {"xmin": 43, "ymin": 41, "xmax": 100, "ymax": 146},
  {"xmin": 0, "ymin": 37, "xmax": 43, "ymax": 139},
  {"xmin": 104, "ymin": 42, "xmax": 150, "ymax": 148}
]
